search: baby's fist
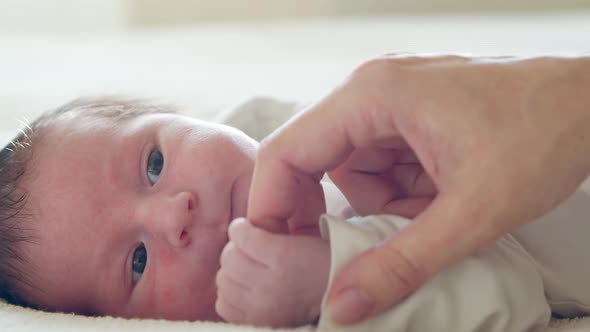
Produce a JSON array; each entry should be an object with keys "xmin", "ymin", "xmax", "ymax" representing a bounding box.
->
[{"xmin": 215, "ymin": 218, "xmax": 331, "ymax": 327}]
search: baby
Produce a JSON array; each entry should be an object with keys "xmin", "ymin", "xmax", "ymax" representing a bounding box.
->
[{"xmin": 1, "ymin": 97, "xmax": 590, "ymax": 331}]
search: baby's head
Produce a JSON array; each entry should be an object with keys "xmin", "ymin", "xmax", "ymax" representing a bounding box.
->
[{"xmin": 0, "ymin": 97, "xmax": 257, "ymax": 320}]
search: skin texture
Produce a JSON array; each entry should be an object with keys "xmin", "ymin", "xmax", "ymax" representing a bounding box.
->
[
  {"xmin": 22, "ymin": 113, "xmax": 259, "ymax": 320},
  {"xmin": 216, "ymin": 182, "xmax": 352, "ymax": 327},
  {"xmin": 216, "ymin": 218, "xmax": 331, "ymax": 327},
  {"xmin": 246, "ymin": 54, "xmax": 590, "ymax": 324}
]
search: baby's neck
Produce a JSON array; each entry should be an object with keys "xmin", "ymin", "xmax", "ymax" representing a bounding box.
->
[{"xmin": 321, "ymin": 180, "xmax": 357, "ymax": 219}]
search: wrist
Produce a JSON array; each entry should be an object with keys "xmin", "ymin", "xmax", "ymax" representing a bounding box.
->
[
  {"xmin": 524, "ymin": 55, "xmax": 590, "ymax": 178},
  {"xmin": 571, "ymin": 56, "xmax": 590, "ymax": 177},
  {"xmin": 555, "ymin": 56, "xmax": 590, "ymax": 177}
]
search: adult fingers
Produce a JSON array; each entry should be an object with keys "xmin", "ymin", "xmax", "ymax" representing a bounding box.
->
[
  {"xmin": 325, "ymin": 192, "xmax": 497, "ymax": 324},
  {"xmin": 246, "ymin": 101, "xmax": 352, "ymax": 232},
  {"xmin": 331, "ymin": 168, "xmax": 430, "ymax": 217},
  {"xmin": 328, "ymin": 148, "xmax": 435, "ymax": 216},
  {"xmin": 247, "ymin": 59, "xmax": 404, "ymax": 232},
  {"xmin": 382, "ymin": 197, "xmax": 433, "ymax": 219},
  {"xmin": 389, "ymin": 163, "xmax": 436, "ymax": 197},
  {"xmin": 328, "ymin": 150, "xmax": 399, "ymax": 216}
]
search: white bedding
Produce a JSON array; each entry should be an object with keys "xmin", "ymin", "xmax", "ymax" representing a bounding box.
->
[{"xmin": 1, "ymin": 299, "xmax": 590, "ymax": 332}]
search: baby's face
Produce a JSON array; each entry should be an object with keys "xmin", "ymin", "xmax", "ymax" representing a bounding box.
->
[{"xmin": 23, "ymin": 113, "xmax": 257, "ymax": 320}]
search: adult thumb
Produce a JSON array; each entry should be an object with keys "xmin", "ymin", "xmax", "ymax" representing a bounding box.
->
[{"xmin": 325, "ymin": 193, "xmax": 492, "ymax": 324}]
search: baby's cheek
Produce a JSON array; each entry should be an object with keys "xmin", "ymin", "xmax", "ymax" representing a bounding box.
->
[
  {"xmin": 157, "ymin": 245, "xmax": 178, "ymax": 269},
  {"xmin": 151, "ymin": 251, "xmax": 188, "ymax": 319},
  {"xmin": 162, "ymin": 287, "xmax": 177, "ymax": 304},
  {"xmin": 149, "ymin": 238, "xmax": 222, "ymax": 320},
  {"xmin": 153, "ymin": 275, "xmax": 217, "ymax": 321},
  {"xmin": 152, "ymin": 247, "xmax": 181, "ymax": 309}
]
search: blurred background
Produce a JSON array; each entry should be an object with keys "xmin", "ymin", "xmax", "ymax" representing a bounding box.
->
[
  {"xmin": 0, "ymin": 0, "xmax": 589, "ymax": 138},
  {"xmin": 1, "ymin": 0, "xmax": 589, "ymax": 32}
]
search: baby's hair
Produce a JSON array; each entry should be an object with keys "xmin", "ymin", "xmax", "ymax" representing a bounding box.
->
[
  {"xmin": 0, "ymin": 124, "xmax": 34, "ymax": 307},
  {"xmin": 0, "ymin": 96, "xmax": 177, "ymax": 308}
]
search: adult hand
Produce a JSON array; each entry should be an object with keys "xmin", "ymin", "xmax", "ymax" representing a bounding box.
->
[{"xmin": 247, "ymin": 54, "xmax": 590, "ymax": 324}]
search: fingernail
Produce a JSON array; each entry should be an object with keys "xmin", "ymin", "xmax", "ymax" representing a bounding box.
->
[
  {"xmin": 230, "ymin": 217, "xmax": 247, "ymax": 224},
  {"xmin": 229, "ymin": 217, "xmax": 246, "ymax": 230},
  {"xmin": 329, "ymin": 288, "xmax": 375, "ymax": 324}
]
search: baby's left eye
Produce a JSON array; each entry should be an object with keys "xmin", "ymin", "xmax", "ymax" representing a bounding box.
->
[
  {"xmin": 131, "ymin": 243, "xmax": 147, "ymax": 284},
  {"xmin": 146, "ymin": 149, "xmax": 164, "ymax": 185}
]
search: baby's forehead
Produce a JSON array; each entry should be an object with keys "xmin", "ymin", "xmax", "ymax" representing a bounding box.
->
[
  {"xmin": 37, "ymin": 112, "xmax": 159, "ymax": 152},
  {"xmin": 51, "ymin": 113, "xmax": 133, "ymax": 135},
  {"xmin": 27, "ymin": 116, "xmax": 138, "ymax": 191}
]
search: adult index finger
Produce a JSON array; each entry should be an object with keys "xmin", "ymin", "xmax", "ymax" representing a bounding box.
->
[
  {"xmin": 247, "ymin": 88, "xmax": 355, "ymax": 231},
  {"xmin": 247, "ymin": 60, "xmax": 405, "ymax": 231}
]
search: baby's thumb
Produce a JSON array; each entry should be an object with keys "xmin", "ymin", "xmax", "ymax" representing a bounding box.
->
[{"xmin": 325, "ymin": 194, "xmax": 488, "ymax": 324}]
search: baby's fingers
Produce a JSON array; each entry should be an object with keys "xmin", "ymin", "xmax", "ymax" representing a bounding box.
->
[
  {"xmin": 220, "ymin": 241, "xmax": 267, "ymax": 283},
  {"xmin": 216, "ymin": 269, "xmax": 289, "ymax": 327},
  {"xmin": 228, "ymin": 218, "xmax": 289, "ymax": 267},
  {"xmin": 215, "ymin": 271, "xmax": 249, "ymax": 323}
]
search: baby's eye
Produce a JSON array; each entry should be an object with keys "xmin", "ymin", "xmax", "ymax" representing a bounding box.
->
[
  {"xmin": 131, "ymin": 243, "xmax": 147, "ymax": 284},
  {"xmin": 146, "ymin": 149, "xmax": 164, "ymax": 185}
]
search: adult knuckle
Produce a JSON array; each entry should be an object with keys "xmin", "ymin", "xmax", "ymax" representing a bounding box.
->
[
  {"xmin": 257, "ymin": 136, "xmax": 279, "ymax": 161},
  {"xmin": 326, "ymin": 167, "xmax": 347, "ymax": 184},
  {"xmin": 353, "ymin": 55, "xmax": 407, "ymax": 80},
  {"xmin": 353, "ymin": 56, "xmax": 387, "ymax": 75}
]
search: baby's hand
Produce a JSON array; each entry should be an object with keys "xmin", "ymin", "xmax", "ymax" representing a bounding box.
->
[{"xmin": 216, "ymin": 218, "xmax": 331, "ymax": 327}]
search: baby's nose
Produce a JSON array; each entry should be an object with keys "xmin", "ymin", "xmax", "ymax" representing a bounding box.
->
[{"xmin": 155, "ymin": 191, "xmax": 197, "ymax": 248}]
